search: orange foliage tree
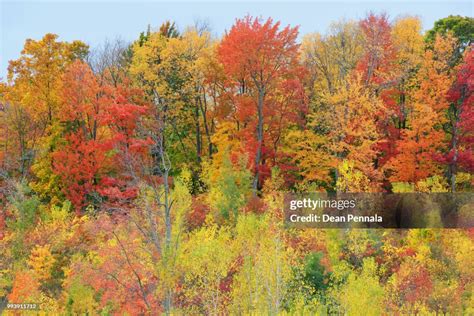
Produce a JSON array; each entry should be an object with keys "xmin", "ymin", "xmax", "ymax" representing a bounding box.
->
[
  {"xmin": 217, "ymin": 16, "xmax": 305, "ymax": 191},
  {"xmin": 53, "ymin": 61, "xmax": 148, "ymax": 213},
  {"xmin": 386, "ymin": 35, "xmax": 457, "ymax": 184}
]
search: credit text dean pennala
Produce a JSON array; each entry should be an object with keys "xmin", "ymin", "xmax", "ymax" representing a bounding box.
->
[{"xmin": 290, "ymin": 214, "xmax": 383, "ymax": 223}]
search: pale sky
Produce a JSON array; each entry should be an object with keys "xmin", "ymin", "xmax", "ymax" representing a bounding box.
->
[{"xmin": 1, "ymin": 0, "xmax": 472, "ymax": 80}]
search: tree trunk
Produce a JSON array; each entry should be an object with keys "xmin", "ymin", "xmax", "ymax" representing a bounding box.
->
[
  {"xmin": 450, "ymin": 129, "xmax": 458, "ymax": 193},
  {"xmin": 253, "ymin": 87, "xmax": 264, "ymax": 193},
  {"xmin": 199, "ymin": 95, "xmax": 213, "ymax": 159},
  {"xmin": 449, "ymin": 85, "xmax": 466, "ymax": 193},
  {"xmin": 159, "ymin": 127, "xmax": 173, "ymax": 315},
  {"xmin": 195, "ymin": 98, "xmax": 202, "ymax": 162}
]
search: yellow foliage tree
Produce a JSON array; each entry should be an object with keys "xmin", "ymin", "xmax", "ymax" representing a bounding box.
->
[
  {"xmin": 178, "ymin": 223, "xmax": 237, "ymax": 315},
  {"xmin": 331, "ymin": 257, "xmax": 385, "ymax": 315},
  {"xmin": 28, "ymin": 244, "xmax": 56, "ymax": 282}
]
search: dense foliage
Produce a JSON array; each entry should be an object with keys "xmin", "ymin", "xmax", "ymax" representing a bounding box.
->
[{"xmin": 0, "ymin": 14, "xmax": 473, "ymax": 314}]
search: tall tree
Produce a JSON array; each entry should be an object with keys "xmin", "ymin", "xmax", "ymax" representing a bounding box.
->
[
  {"xmin": 218, "ymin": 16, "xmax": 302, "ymax": 192},
  {"xmin": 325, "ymin": 74, "xmax": 386, "ymax": 189},
  {"xmin": 440, "ymin": 48, "xmax": 474, "ymax": 191},
  {"xmin": 129, "ymin": 23, "xmax": 212, "ymax": 313},
  {"xmin": 7, "ymin": 34, "xmax": 88, "ymax": 127},
  {"xmin": 377, "ymin": 16, "xmax": 424, "ymax": 168},
  {"xmin": 52, "ymin": 61, "xmax": 146, "ymax": 213},
  {"xmin": 3, "ymin": 34, "xmax": 88, "ymax": 176},
  {"xmin": 386, "ymin": 35, "xmax": 457, "ymax": 184}
]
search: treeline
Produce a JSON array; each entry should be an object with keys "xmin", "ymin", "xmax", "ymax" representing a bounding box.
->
[{"xmin": 0, "ymin": 14, "xmax": 473, "ymax": 314}]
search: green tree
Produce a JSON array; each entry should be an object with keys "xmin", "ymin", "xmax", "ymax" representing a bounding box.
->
[{"xmin": 425, "ymin": 15, "xmax": 474, "ymax": 48}]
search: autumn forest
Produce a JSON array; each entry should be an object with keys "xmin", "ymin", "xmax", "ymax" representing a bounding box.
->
[{"xmin": 0, "ymin": 11, "xmax": 473, "ymax": 315}]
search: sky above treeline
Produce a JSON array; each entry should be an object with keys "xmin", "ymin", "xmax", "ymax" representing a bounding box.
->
[{"xmin": 1, "ymin": 0, "xmax": 472, "ymax": 79}]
